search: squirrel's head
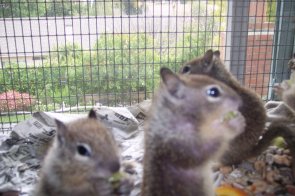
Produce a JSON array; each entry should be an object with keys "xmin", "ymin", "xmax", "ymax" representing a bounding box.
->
[
  {"xmin": 158, "ymin": 68, "xmax": 244, "ymax": 140},
  {"xmin": 54, "ymin": 109, "xmax": 120, "ymax": 179},
  {"xmin": 148, "ymin": 68, "xmax": 245, "ymax": 164},
  {"xmin": 179, "ymin": 49, "xmax": 231, "ymax": 83},
  {"xmin": 160, "ymin": 67, "xmax": 241, "ymax": 114}
]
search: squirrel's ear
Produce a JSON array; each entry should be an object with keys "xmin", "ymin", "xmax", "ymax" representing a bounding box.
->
[
  {"xmin": 203, "ymin": 49, "xmax": 214, "ymax": 72},
  {"xmin": 203, "ymin": 49, "xmax": 214, "ymax": 64},
  {"xmin": 160, "ymin": 67, "xmax": 183, "ymax": 98},
  {"xmin": 88, "ymin": 109, "xmax": 97, "ymax": 119},
  {"xmin": 213, "ymin": 50, "xmax": 220, "ymax": 58},
  {"xmin": 55, "ymin": 119, "xmax": 67, "ymax": 146}
]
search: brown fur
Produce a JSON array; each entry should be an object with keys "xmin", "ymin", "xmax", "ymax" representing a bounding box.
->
[
  {"xmin": 34, "ymin": 110, "xmax": 121, "ymax": 196},
  {"xmin": 262, "ymin": 80, "xmax": 295, "ymax": 176},
  {"xmin": 288, "ymin": 53, "xmax": 295, "ymax": 71},
  {"xmin": 142, "ymin": 68, "xmax": 245, "ymax": 196},
  {"xmin": 180, "ymin": 50, "xmax": 266, "ymax": 165},
  {"xmin": 267, "ymin": 64, "xmax": 295, "ymax": 123},
  {"xmin": 280, "ymin": 82, "xmax": 295, "ymax": 111}
]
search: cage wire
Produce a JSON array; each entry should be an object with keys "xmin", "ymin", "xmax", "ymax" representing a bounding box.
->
[{"xmin": 0, "ymin": 0, "xmax": 294, "ymax": 130}]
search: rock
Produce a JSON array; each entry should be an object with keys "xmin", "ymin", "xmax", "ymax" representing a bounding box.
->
[
  {"xmin": 254, "ymin": 160, "xmax": 266, "ymax": 173},
  {"xmin": 279, "ymin": 168, "xmax": 294, "ymax": 185},
  {"xmin": 209, "ymin": 146, "xmax": 294, "ymax": 195},
  {"xmin": 265, "ymin": 169, "xmax": 280, "ymax": 183},
  {"xmin": 283, "ymin": 149, "xmax": 290, "ymax": 155},
  {"xmin": 273, "ymin": 154, "xmax": 291, "ymax": 167},
  {"xmin": 275, "ymin": 148, "xmax": 284, "ymax": 155}
]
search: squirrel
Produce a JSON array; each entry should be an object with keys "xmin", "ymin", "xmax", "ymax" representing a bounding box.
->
[
  {"xmin": 272, "ymin": 80, "xmax": 295, "ymax": 113},
  {"xmin": 142, "ymin": 67, "xmax": 245, "ymax": 196},
  {"xmin": 179, "ymin": 49, "xmax": 266, "ymax": 165},
  {"xmin": 266, "ymin": 53, "xmax": 295, "ymax": 123},
  {"xmin": 279, "ymin": 82, "xmax": 295, "ymax": 111},
  {"xmin": 33, "ymin": 109, "xmax": 132, "ymax": 196},
  {"xmin": 261, "ymin": 80, "xmax": 295, "ymax": 175},
  {"xmin": 288, "ymin": 53, "xmax": 295, "ymax": 87},
  {"xmin": 288, "ymin": 53, "xmax": 295, "ymax": 76},
  {"xmin": 180, "ymin": 50, "xmax": 295, "ymax": 169}
]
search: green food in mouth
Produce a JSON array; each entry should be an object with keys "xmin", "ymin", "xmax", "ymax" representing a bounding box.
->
[
  {"xmin": 109, "ymin": 172, "xmax": 123, "ymax": 189},
  {"xmin": 223, "ymin": 111, "xmax": 238, "ymax": 122}
]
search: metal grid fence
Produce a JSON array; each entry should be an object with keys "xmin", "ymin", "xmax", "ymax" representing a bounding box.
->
[{"xmin": 0, "ymin": 0, "xmax": 294, "ymax": 129}]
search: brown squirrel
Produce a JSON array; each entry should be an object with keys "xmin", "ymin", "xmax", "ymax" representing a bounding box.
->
[
  {"xmin": 142, "ymin": 68, "xmax": 245, "ymax": 196},
  {"xmin": 262, "ymin": 80, "xmax": 295, "ymax": 175},
  {"xmin": 180, "ymin": 49, "xmax": 266, "ymax": 165},
  {"xmin": 279, "ymin": 83, "xmax": 295, "ymax": 111},
  {"xmin": 266, "ymin": 54, "xmax": 295, "ymax": 123},
  {"xmin": 288, "ymin": 53, "xmax": 295, "ymax": 73},
  {"xmin": 33, "ymin": 109, "xmax": 132, "ymax": 196},
  {"xmin": 180, "ymin": 50, "xmax": 295, "ymax": 168}
]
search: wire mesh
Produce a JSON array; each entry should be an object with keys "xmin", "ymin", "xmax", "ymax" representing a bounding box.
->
[{"xmin": 0, "ymin": 0, "xmax": 294, "ymax": 130}]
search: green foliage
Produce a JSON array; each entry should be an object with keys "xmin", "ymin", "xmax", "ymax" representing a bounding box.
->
[
  {"xmin": 0, "ymin": 28, "xmax": 220, "ymax": 108},
  {"xmin": 44, "ymin": 0, "xmax": 84, "ymax": 17},
  {"xmin": 122, "ymin": 0, "xmax": 144, "ymax": 15},
  {"xmin": 0, "ymin": 0, "xmax": 46, "ymax": 18},
  {"xmin": 266, "ymin": 0, "xmax": 277, "ymax": 22},
  {"xmin": 0, "ymin": 0, "xmax": 123, "ymax": 18},
  {"xmin": 0, "ymin": 1, "xmax": 227, "ymax": 108},
  {"xmin": 89, "ymin": 2, "xmax": 121, "ymax": 16},
  {"xmin": 0, "ymin": 113, "xmax": 31, "ymax": 123},
  {"xmin": 93, "ymin": 33, "xmax": 162, "ymax": 94}
]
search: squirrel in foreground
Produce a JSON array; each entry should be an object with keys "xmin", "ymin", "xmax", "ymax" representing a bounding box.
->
[
  {"xmin": 142, "ymin": 68, "xmax": 245, "ymax": 196},
  {"xmin": 180, "ymin": 49, "xmax": 295, "ymax": 166},
  {"xmin": 33, "ymin": 109, "xmax": 131, "ymax": 196}
]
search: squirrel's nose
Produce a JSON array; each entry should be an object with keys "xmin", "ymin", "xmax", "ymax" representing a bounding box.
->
[{"xmin": 109, "ymin": 161, "xmax": 120, "ymax": 173}]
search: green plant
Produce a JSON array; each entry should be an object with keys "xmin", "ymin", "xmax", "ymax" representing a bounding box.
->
[
  {"xmin": 93, "ymin": 33, "xmax": 162, "ymax": 94},
  {"xmin": 1, "ymin": 3, "xmax": 226, "ymax": 108},
  {"xmin": 0, "ymin": 114, "xmax": 31, "ymax": 123},
  {"xmin": 266, "ymin": 0, "xmax": 277, "ymax": 22}
]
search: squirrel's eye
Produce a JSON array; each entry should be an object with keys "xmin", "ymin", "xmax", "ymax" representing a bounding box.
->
[
  {"xmin": 207, "ymin": 87, "xmax": 220, "ymax": 98},
  {"xmin": 77, "ymin": 144, "xmax": 91, "ymax": 157},
  {"xmin": 182, "ymin": 65, "xmax": 191, "ymax": 73}
]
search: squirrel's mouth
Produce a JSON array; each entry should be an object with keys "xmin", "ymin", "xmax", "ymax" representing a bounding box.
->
[{"xmin": 221, "ymin": 110, "xmax": 240, "ymax": 123}]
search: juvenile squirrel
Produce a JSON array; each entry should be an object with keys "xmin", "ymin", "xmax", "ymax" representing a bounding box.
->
[
  {"xmin": 142, "ymin": 68, "xmax": 245, "ymax": 196},
  {"xmin": 287, "ymin": 53, "xmax": 295, "ymax": 86},
  {"xmin": 288, "ymin": 53, "xmax": 295, "ymax": 68},
  {"xmin": 266, "ymin": 54, "xmax": 295, "ymax": 123},
  {"xmin": 180, "ymin": 49, "xmax": 266, "ymax": 165},
  {"xmin": 33, "ymin": 109, "xmax": 131, "ymax": 196},
  {"xmin": 273, "ymin": 80, "xmax": 295, "ymax": 111},
  {"xmin": 260, "ymin": 81, "xmax": 295, "ymax": 175}
]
